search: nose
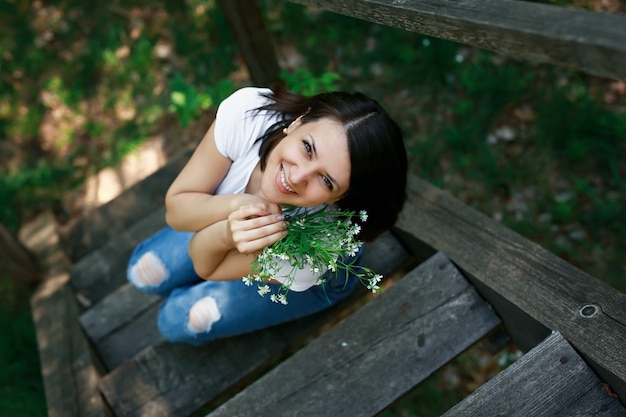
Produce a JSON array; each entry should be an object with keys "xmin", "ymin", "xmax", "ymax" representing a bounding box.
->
[{"xmin": 289, "ymin": 162, "xmax": 315, "ymax": 184}]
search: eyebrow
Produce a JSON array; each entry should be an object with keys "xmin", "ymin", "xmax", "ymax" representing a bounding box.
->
[{"xmin": 309, "ymin": 134, "xmax": 341, "ymax": 191}]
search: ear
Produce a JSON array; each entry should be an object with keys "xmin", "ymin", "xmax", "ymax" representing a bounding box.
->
[{"xmin": 286, "ymin": 114, "xmax": 305, "ymax": 134}]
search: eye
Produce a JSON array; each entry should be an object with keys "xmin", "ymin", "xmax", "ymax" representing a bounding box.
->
[
  {"xmin": 302, "ymin": 140, "xmax": 312, "ymax": 156},
  {"xmin": 322, "ymin": 175, "xmax": 333, "ymax": 191}
]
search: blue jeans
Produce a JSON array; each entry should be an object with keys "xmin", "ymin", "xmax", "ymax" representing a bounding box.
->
[{"xmin": 127, "ymin": 227, "xmax": 360, "ymax": 345}]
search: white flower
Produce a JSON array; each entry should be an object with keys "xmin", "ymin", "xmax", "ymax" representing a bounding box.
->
[
  {"xmin": 249, "ymin": 204, "xmax": 380, "ymax": 306},
  {"xmin": 367, "ymin": 274, "xmax": 383, "ymax": 293},
  {"xmin": 257, "ymin": 284, "xmax": 270, "ymax": 296},
  {"xmin": 242, "ymin": 275, "xmax": 254, "ymax": 286},
  {"xmin": 349, "ymin": 224, "xmax": 361, "ymax": 236},
  {"xmin": 367, "ymin": 283, "xmax": 380, "ymax": 293}
]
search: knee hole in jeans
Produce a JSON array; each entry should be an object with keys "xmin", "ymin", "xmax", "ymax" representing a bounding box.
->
[
  {"xmin": 188, "ymin": 296, "xmax": 222, "ymax": 333},
  {"xmin": 129, "ymin": 251, "xmax": 169, "ymax": 288}
]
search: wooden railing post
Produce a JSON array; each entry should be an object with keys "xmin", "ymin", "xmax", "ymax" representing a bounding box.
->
[{"xmin": 219, "ymin": 0, "xmax": 281, "ymax": 86}]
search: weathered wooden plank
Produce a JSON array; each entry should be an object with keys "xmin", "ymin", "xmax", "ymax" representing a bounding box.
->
[
  {"xmin": 288, "ymin": 0, "xmax": 626, "ymax": 80},
  {"xmin": 95, "ymin": 303, "xmax": 163, "ymax": 370},
  {"xmin": 99, "ymin": 231, "xmax": 412, "ymax": 417},
  {"xmin": 31, "ymin": 275, "xmax": 106, "ymax": 417},
  {"xmin": 443, "ymin": 332, "xmax": 626, "ymax": 416},
  {"xmin": 80, "ymin": 282, "xmax": 161, "ymax": 344},
  {"xmin": 59, "ymin": 149, "xmax": 191, "ymax": 262},
  {"xmin": 219, "ymin": 0, "xmax": 280, "ymax": 86},
  {"xmin": 101, "ymin": 320, "xmax": 324, "ymax": 417},
  {"xmin": 396, "ymin": 174, "xmax": 626, "ymax": 401},
  {"xmin": 208, "ymin": 252, "xmax": 501, "ymax": 417},
  {"xmin": 70, "ymin": 207, "xmax": 166, "ymax": 306}
]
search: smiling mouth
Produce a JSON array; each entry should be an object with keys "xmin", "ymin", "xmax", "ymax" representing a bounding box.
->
[{"xmin": 280, "ymin": 165, "xmax": 296, "ymax": 194}]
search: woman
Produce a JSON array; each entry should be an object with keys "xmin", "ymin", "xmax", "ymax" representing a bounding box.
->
[{"xmin": 127, "ymin": 84, "xmax": 407, "ymax": 345}]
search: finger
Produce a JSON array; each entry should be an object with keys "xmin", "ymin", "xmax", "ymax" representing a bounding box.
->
[
  {"xmin": 236, "ymin": 199, "xmax": 282, "ymax": 216},
  {"xmin": 235, "ymin": 229, "xmax": 287, "ymax": 254},
  {"xmin": 231, "ymin": 205, "xmax": 271, "ymax": 220},
  {"xmin": 230, "ymin": 216, "xmax": 286, "ymax": 248},
  {"xmin": 229, "ymin": 211, "xmax": 285, "ymax": 232}
]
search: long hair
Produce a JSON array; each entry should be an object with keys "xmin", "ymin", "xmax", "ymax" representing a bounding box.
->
[{"xmin": 255, "ymin": 83, "xmax": 407, "ymax": 241}]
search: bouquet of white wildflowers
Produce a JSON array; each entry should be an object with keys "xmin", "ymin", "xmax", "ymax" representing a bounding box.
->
[{"xmin": 242, "ymin": 205, "xmax": 383, "ymax": 304}]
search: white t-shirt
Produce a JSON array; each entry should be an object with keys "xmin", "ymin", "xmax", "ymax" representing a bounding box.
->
[{"xmin": 213, "ymin": 87, "xmax": 324, "ymax": 291}]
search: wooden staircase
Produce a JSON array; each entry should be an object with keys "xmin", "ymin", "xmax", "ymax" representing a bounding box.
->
[{"xmin": 31, "ymin": 145, "xmax": 626, "ymax": 416}]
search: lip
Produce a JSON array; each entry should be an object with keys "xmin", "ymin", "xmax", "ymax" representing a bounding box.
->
[{"xmin": 276, "ymin": 164, "xmax": 297, "ymax": 195}]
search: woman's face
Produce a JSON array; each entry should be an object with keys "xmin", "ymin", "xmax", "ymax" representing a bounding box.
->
[{"xmin": 261, "ymin": 117, "xmax": 351, "ymax": 207}]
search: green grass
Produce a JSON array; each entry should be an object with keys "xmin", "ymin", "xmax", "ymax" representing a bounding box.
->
[{"xmin": 1, "ymin": 0, "xmax": 624, "ymax": 415}]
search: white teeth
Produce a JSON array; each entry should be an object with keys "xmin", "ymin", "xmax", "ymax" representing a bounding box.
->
[{"xmin": 280, "ymin": 168, "xmax": 295, "ymax": 193}]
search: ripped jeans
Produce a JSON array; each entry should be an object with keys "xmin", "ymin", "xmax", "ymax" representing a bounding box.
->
[{"xmin": 127, "ymin": 227, "xmax": 360, "ymax": 345}]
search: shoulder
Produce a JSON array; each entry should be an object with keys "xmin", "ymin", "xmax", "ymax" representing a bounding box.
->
[
  {"xmin": 216, "ymin": 87, "xmax": 273, "ymax": 118},
  {"xmin": 214, "ymin": 87, "xmax": 277, "ymax": 160}
]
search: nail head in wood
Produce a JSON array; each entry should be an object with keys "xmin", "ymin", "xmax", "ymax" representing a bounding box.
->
[{"xmin": 579, "ymin": 304, "xmax": 600, "ymax": 318}]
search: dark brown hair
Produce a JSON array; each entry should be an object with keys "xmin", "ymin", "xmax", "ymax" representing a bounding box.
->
[{"xmin": 255, "ymin": 83, "xmax": 407, "ymax": 241}]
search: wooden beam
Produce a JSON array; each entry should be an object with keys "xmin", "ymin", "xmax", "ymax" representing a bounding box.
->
[
  {"xmin": 397, "ymin": 174, "xmax": 626, "ymax": 401},
  {"xmin": 444, "ymin": 332, "xmax": 626, "ymax": 416},
  {"xmin": 219, "ymin": 0, "xmax": 281, "ymax": 86},
  {"xmin": 288, "ymin": 0, "xmax": 626, "ymax": 80}
]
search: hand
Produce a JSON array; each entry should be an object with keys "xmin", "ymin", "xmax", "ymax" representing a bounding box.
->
[{"xmin": 227, "ymin": 203, "xmax": 286, "ymax": 254}]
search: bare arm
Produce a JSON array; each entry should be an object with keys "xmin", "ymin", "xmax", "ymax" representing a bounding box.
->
[
  {"xmin": 189, "ymin": 205, "xmax": 286, "ymax": 280},
  {"xmin": 165, "ymin": 119, "xmax": 286, "ymax": 281},
  {"xmin": 165, "ymin": 121, "xmax": 271, "ymax": 232}
]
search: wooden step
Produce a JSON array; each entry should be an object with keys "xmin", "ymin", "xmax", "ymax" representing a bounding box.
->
[
  {"xmin": 443, "ymin": 331, "xmax": 626, "ymax": 417},
  {"xmin": 59, "ymin": 149, "xmax": 191, "ymax": 263},
  {"xmin": 96, "ymin": 232, "xmax": 414, "ymax": 417},
  {"xmin": 206, "ymin": 252, "xmax": 501, "ymax": 417},
  {"xmin": 70, "ymin": 207, "xmax": 166, "ymax": 307}
]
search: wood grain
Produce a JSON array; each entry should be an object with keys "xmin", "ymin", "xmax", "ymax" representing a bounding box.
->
[{"xmin": 443, "ymin": 331, "xmax": 626, "ymax": 416}]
